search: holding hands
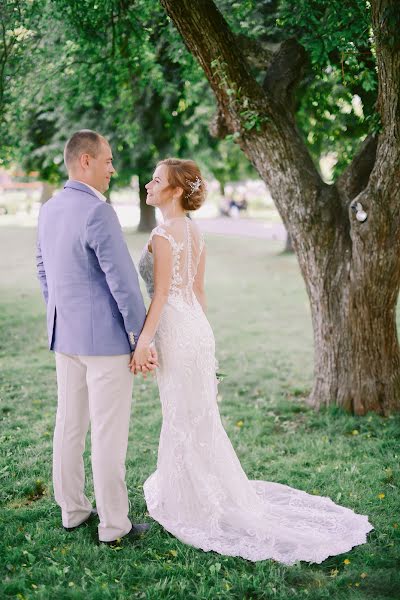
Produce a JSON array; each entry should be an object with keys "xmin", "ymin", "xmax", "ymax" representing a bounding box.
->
[
  {"xmin": 129, "ymin": 336, "xmax": 159, "ymax": 377},
  {"xmin": 129, "ymin": 222, "xmax": 173, "ymax": 378}
]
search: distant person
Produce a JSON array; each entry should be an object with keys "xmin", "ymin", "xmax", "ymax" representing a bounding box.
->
[
  {"xmin": 219, "ymin": 195, "xmax": 231, "ymax": 217},
  {"xmin": 229, "ymin": 197, "xmax": 240, "ymax": 218},
  {"xmin": 36, "ymin": 130, "xmax": 157, "ymax": 544},
  {"xmin": 133, "ymin": 157, "xmax": 373, "ymax": 563},
  {"xmin": 238, "ymin": 193, "xmax": 248, "ymax": 212}
]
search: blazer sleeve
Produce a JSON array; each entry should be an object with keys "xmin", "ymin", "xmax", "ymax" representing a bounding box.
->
[
  {"xmin": 86, "ymin": 201, "xmax": 147, "ymax": 350},
  {"xmin": 36, "ymin": 214, "xmax": 48, "ymax": 304}
]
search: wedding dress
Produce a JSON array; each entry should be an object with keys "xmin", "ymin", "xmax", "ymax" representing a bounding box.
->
[{"xmin": 138, "ymin": 217, "xmax": 373, "ymax": 564}]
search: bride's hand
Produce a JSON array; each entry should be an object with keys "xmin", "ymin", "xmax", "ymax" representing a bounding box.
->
[{"xmin": 129, "ymin": 337, "xmax": 158, "ymax": 376}]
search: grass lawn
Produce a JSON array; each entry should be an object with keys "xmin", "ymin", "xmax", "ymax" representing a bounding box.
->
[{"xmin": 0, "ymin": 225, "xmax": 399, "ymax": 600}]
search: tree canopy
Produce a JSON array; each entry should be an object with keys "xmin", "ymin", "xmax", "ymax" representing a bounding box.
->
[{"xmin": 1, "ymin": 0, "xmax": 378, "ymax": 187}]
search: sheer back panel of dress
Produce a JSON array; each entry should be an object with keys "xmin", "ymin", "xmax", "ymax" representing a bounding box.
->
[{"xmin": 150, "ymin": 217, "xmax": 204, "ymax": 305}]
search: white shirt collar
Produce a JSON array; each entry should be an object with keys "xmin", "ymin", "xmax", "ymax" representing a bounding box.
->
[{"xmin": 75, "ymin": 180, "xmax": 107, "ymax": 202}]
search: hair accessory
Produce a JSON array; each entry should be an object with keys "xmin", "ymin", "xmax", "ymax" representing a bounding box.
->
[{"xmin": 186, "ymin": 176, "xmax": 202, "ymax": 198}]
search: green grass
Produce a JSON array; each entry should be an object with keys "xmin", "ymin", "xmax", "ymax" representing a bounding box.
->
[{"xmin": 0, "ymin": 225, "xmax": 399, "ymax": 600}]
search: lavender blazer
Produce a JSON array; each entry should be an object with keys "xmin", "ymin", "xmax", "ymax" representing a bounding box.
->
[{"xmin": 36, "ymin": 180, "xmax": 146, "ymax": 355}]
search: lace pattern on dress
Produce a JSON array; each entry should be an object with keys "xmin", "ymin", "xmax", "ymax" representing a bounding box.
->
[
  {"xmin": 149, "ymin": 226, "xmax": 184, "ymax": 298},
  {"xmin": 138, "ymin": 219, "xmax": 373, "ymax": 565},
  {"xmin": 140, "ymin": 220, "xmax": 204, "ymax": 306}
]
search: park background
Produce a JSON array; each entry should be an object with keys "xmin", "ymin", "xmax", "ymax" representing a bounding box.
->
[{"xmin": 1, "ymin": 1, "xmax": 399, "ymax": 599}]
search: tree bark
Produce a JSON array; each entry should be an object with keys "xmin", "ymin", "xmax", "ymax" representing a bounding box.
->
[
  {"xmin": 39, "ymin": 181, "xmax": 56, "ymax": 204},
  {"xmin": 217, "ymin": 178, "xmax": 225, "ymax": 197},
  {"xmin": 160, "ymin": 0, "xmax": 400, "ymax": 414},
  {"xmin": 137, "ymin": 174, "xmax": 156, "ymax": 232},
  {"xmin": 283, "ymin": 231, "xmax": 294, "ymax": 254}
]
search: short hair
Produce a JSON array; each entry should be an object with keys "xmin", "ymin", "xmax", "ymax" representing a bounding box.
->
[{"xmin": 64, "ymin": 130, "xmax": 106, "ymax": 169}]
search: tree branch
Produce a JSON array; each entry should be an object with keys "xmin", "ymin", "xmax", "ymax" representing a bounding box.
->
[
  {"xmin": 235, "ymin": 34, "xmax": 276, "ymax": 70},
  {"xmin": 208, "ymin": 34, "xmax": 278, "ymax": 139},
  {"xmin": 160, "ymin": 0, "xmax": 262, "ymax": 133},
  {"xmin": 371, "ymin": 0, "xmax": 400, "ymax": 139},
  {"xmin": 263, "ymin": 38, "xmax": 308, "ymax": 112},
  {"xmin": 337, "ymin": 133, "xmax": 378, "ymax": 201},
  {"xmin": 363, "ymin": 1, "xmax": 400, "ymax": 207},
  {"xmin": 159, "ymin": 0, "xmax": 331, "ymax": 239},
  {"xmin": 209, "ymin": 108, "xmax": 229, "ymax": 139}
]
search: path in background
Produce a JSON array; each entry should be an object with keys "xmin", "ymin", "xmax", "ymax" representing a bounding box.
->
[
  {"xmin": 196, "ymin": 217, "xmax": 286, "ymax": 241},
  {"xmin": 0, "ymin": 209, "xmax": 287, "ymax": 241}
]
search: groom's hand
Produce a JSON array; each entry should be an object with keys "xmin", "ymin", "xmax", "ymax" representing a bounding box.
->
[
  {"xmin": 129, "ymin": 343, "xmax": 159, "ymax": 378},
  {"xmin": 139, "ymin": 346, "xmax": 158, "ymax": 378}
]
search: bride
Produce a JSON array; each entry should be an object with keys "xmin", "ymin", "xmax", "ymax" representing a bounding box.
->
[{"xmin": 132, "ymin": 158, "xmax": 373, "ymax": 564}]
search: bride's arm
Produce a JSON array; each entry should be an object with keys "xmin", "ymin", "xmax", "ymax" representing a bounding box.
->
[
  {"xmin": 131, "ymin": 235, "xmax": 172, "ymax": 369},
  {"xmin": 193, "ymin": 246, "xmax": 206, "ymax": 313}
]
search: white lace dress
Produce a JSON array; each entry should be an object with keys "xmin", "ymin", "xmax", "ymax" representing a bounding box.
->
[{"xmin": 138, "ymin": 217, "xmax": 373, "ymax": 564}]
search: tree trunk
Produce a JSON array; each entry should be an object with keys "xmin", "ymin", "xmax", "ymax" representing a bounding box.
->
[
  {"xmin": 137, "ymin": 174, "xmax": 156, "ymax": 232},
  {"xmin": 303, "ymin": 210, "xmax": 400, "ymax": 415},
  {"xmin": 283, "ymin": 231, "xmax": 294, "ymax": 253},
  {"xmin": 39, "ymin": 181, "xmax": 56, "ymax": 204},
  {"xmin": 160, "ymin": 0, "xmax": 400, "ymax": 414}
]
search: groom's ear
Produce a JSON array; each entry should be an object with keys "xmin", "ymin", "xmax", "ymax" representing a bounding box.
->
[{"xmin": 80, "ymin": 153, "xmax": 91, "ymax": 169}]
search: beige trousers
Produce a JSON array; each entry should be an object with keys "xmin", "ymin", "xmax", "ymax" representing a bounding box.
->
[{"xmin": 53, "ymin": 352, "xmax": 133, "ymax": 541}]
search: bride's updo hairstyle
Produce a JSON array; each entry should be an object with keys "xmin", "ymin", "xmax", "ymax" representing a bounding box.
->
[{"xmin": 158, "ymin": 158, "xmax": 206, "ymax": 211}]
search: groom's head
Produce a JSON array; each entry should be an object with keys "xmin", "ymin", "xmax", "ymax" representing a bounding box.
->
[{"xmin": 64, "ymin": 130, "xmax": 115, "ymax": 194}]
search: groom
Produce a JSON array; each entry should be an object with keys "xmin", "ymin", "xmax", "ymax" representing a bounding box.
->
[{"xmin": 36, "ymin": 130, "xmax": 155, "ymax": 543}]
